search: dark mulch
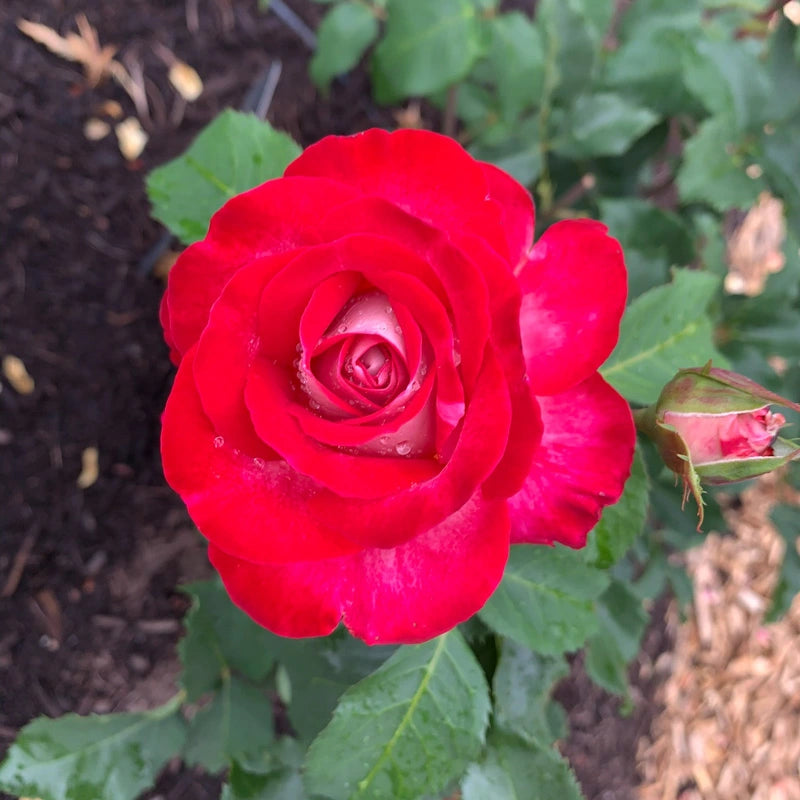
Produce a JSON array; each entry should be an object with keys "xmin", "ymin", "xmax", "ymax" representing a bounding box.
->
[{"xmin": 0, "ymin": 1, "xmax": 667, "ymax": 798}]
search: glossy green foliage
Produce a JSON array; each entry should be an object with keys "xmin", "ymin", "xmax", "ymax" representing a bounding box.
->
[
  {"xmin": 147, "ymin": 110, "xmax": 300, "ymax": 243},
  {"xmin": 304, "ymin": 631, "xmax": 490, "ymax": 800}
]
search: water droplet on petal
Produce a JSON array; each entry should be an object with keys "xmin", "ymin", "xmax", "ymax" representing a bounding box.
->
[
  {"xmin": 253, "ymin": 457, "xmax": 265, "ymax": 468},
  {"xmin": 213, "ymin": 436, "xmax": 224, "ymax": 448},
  {"xmin": 295, "ymin": 343, "xmax": 303, "ymax": 353},
  {"xmin": 395, "ymin": 441, "xmax": 411, "ymax": 456},
  {"xmin": 410, "ymin": 379, "xmax": 420, "ymax": 391},
  {"xmin": 337, "ymin": 324, "xmax": 348, "ymax": 334},
  {"xmin": 453, "ymin": 350, "xmax": 462, "ymax": 367}
]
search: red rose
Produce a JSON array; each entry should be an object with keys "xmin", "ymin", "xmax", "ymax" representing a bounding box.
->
[{"xmin": 160, "ymin": 128, "xmax": 635, "ymax": 645}]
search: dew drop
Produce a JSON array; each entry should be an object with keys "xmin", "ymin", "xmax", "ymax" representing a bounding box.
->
[
  {"xmin": 337, "ymin": 323, "xmax": 348, "ymax": 334},
  {"xmin": 395, "ymin": 441, "xmax": 412, "ymax": 456},
  {"xmin": 410, "ymin": 379, "xmax": 420, "ymax": 391},
  {"xmin": 395, "ymin": 325, "xmax": 402, "ymax": 334},
  {"xmin": 253, "ymin": 457, "xmax": 265, "ymax": 468},
  {"xmin": 453, "ymin": 350, "xmax": 462, "ymax": 367},
  {"xmin": 309, "ymin": 399, "xmax": 321, "ymax": 411},
  {"xmin": 385, "ymin": 306, "xmax": 392, "ymax": 314},
  {"xmin": 213, "ymin": 435, "xmax": 224, "ymax": 448},
  {"xmin": 295, "ymin": 342, "xmax": 303, "ymax": 353}
]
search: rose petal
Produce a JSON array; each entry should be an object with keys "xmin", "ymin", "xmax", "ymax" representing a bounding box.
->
[
  {"xmin": 518, "ymin": 220, "xmax": 627, "ymax": 396},
  {"xmin": 507, "ymin": 372, "xmax": 635, "ymax": 548},
  {"xmin": 286, "ymin": 128, "xmax": 512, "ymax": 261},
  {"xmin": 480, "ymin": 161, "xmax": 535, "ymax": 271},
  {"xmin": 163, "ymin": 177, "xmax": 356, "ymax": 356},
  {"xmin": 193, "ymin": 252, "xmax": 301, "ymax": 451},
  {"xmin": 208, "ymin": 491, "xmax": 510, "ymax": 644},
  {"xmin": 161, "ymin": 347, "xmax": 361, "ymax": 563}
]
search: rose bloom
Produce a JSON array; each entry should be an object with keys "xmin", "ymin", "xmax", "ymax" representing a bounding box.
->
[{"xmin": 160, "ymin": 129, "xmax": 635, "ymax": 645}]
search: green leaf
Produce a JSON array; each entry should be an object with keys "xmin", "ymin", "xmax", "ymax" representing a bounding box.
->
[
  {"xmin": 310, "ymin": 3, "xmax": 379, "ymax": 90},
  {"xmin": 469, "ymin": 116, "xmax": 542, "ymax": 186},
  {"xmin": 0, "ymin": 697, "xmax": 186, "ymax": 800},
  {"xmin": 479, "ymin": 545, "xmax": 609, "ymax": 654},
  {"xmin": 461, "ymin": 734, "xmax": 583, "ymax": 800},
  {"xmin": 680, "ymin": 38, "xmax": 773, "ymax": 132},
  {"xmin": 765, "ymin": 505, "xmax": 800, "ymax": 621},
  {"xmin": 603, "ymin": 13, "xmax": 702, "ymax": 116},
  {"xmin": 185, "ymin": 676, "xmax": 274, "ymax": 773},
  {"xmin": 585, "ymin": 448, "xmax": 649, "ymax": 569},
  {"xmin": 146, "ymin": 110, "xmax": 301, "ymax": 243},
  {"xmin": 222, "ymin": 761, "xmax": 307, "ymax": 800},
  {"xmin": 486, "ymin": 13, "xmax": 544, "ymax": 122},
  {"xmin": 274, "ymin": 629, "xmax": 396, "ymax": 743},
  {"xmin": 760, "ymin": 123, "xmax": 800, "ymax": 232},
  {"xmin": 179, "ymin": 578, "xmax": 281, "ymax": 701},
  {"xmin": 493, "ymin": 639, "xmax": 568, "ymax": 746},
  {"xmin": 554, "ymin": 93, "xmax": 659, "ymax": 158},
  {"xmin": 677, "ymin": 116, "xmax": 766, "ymax": 211},
  {"xmin": 585, "ymin": 581, "xmax": 649, "ymax": 695},
  {"xmin": 371, "ymin": 0, "xmax": 483, "ymax": 104},
  {"xmin": 599, "ymin": 197, "xmax": 695, "ymax": 269},
  {"xmin": 303, "ymin": 631, "xmax": 489, "ymax": 800},
  {"xmin": 600, "ymin": 268, "xmax": 728, "ymax": 405},
  {"xmin": 536, "ymin": 0, "xmax": 597, "ymax": 104}
]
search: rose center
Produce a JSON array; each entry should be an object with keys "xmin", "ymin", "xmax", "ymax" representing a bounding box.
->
[{"xmin": 352, "ymin": 344, "xmax": 392, "ymax": 389}]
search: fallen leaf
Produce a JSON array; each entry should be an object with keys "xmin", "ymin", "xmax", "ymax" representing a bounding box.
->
[
  {"xmin": 169, "ymin": 61, "xmax": 203, "ymax": 102},
  {"xmin": 77, "ymin": 446, "xmax": 99, "ymax": 489},
  {"xmin": 115, "ymin": 116, "xmax": 148, "ymax": 160},
  {"xmin": 18, "ymin": 14, "xmax": 117, "ymax": 87},
  {"xmin": 725, "ymin": 192, "xmax": 786, "ymax": 297},
  {"xmin": 2, "ymin": 354, "xmax": 35, "ymax": 394}
]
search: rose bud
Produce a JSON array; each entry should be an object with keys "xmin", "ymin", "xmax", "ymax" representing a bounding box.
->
[{"xmin": 635, "ymin": 363, "xmax": 800, "ymax": 523}]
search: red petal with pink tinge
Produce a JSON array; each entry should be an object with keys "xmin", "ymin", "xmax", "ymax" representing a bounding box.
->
[
  {"xmin": 507, "ymin": 372, "xmax": 635, "ymax": 549},
  {"xmin": 208, "ymin": 491, "xmax": 510, "ymax": 644},
  {"xmin": 518, "ymin": 220, "xmax": 627, "ymax": 396}
]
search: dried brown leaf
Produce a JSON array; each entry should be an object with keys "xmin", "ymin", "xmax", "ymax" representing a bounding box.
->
[{"xmin": 18, "ymin": 15, "xmax": 117, "ymax": 87}]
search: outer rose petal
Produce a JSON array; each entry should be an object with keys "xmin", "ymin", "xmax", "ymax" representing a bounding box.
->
[
  {"xmin": 479, "ymin": 162, "xmax": 535, "ymax": 271},
  {"xmin": 208, "ymin": 492, "xmax": 510, "ymax": 644},
  {"xmin": 518, "ymin": 220, "xmax": 627, "ymax": 396},
  {"xmin": 162, "ymin": 347, "xmax": 360, "ymax": 563},
  {"xmin": 285, "ymin": 128, "xmax": 512, "ymax": 261},
  {"xmin": 508, "ymin": 372, "xmax": 635, "ymax": 548},
  {"xmin": 163, "ymin": 177, "xmax": 356, "ymax": 356}
]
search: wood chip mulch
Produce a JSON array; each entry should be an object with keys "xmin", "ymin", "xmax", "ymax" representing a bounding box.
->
[{"xmin": 638, "ymin": 474, "xmax": 800, "ymax": 800}]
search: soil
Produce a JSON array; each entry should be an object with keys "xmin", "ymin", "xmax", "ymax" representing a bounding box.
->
[{"xmin": 0, "ymin": 2, "xmax": 667, "ymax": 798}]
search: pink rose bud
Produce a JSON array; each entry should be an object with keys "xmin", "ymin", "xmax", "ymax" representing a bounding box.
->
[{"xmin": 635, "ymin": 363, "xmax": 800, "ymax": 524}]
